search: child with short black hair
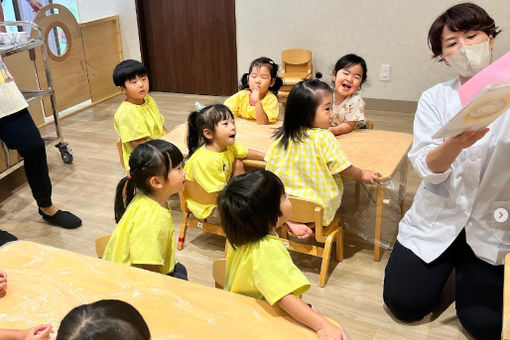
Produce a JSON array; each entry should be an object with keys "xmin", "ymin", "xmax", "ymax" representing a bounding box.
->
[
  {"xmin": 329, "ymin": 54, "xmax": 368, "ymax": 135},
  {"xmin": 184, "ymin": 104, "xmax": 264, "ymax": 219},
  {"xmin": 218, "ymin": 170, "xmax": 347, "ymax": 340},
  {"xmin": 56, "ymin": 299, "xmax": 150, "ymax": 340},
  {"xmin": 104, "ymin": 139, "xmax": 188, "ymax": 280},
  {"xmin": 113, "ymin": 59, "xmax": 167, "ymax": 172},
  {"xmin": 224, "ymin": 57, "xmax": 282, "ymax": 124}
]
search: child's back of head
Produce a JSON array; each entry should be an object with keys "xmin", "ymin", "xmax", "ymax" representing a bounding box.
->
[
  {"xmin": 218, "ymin": 170, "xmax": 285, "ymax": 248},
  {"xmin": 275, "ymin": 79, "xmax": 332, "ymax": 148},
  {"xmin": 112, "ymin": 59, "xmax": 148, "ymax": 87},
  {"xmin": 56, "ymin": 299, "xmax": 151, "ymax": 340}
]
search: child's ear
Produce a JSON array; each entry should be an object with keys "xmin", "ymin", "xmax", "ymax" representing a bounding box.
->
[
  {"xmin": 203, "ymin": 128, "xmax": 214, "ymax": 141},
  {"xmin": 270, "ymin": 78, "xmax": 276, "ymax": 87},
  {"xmin": 332, "ymin": 71, "xmax": 336, "ymax": 82},
  {"xmin": 118, "ymin": 86, "xmax": 127, "ymax": 94},
  {"xmin": 149, "ymin": 176, "xmax": 163, "ymax": 190}
]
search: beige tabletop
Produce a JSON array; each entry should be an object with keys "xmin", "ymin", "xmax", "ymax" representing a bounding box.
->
[
  {"xmin": 0, "ymin": 241, "xmax": 315, "ymax": 339},
  {"xmin": 162, "ymin": 119, "xmax": 413, "ymax": 181}
]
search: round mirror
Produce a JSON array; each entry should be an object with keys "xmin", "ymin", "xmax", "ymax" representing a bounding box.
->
[{"xmin": 46, "ymin": 25, "xmax": 69, "ymax": 58}]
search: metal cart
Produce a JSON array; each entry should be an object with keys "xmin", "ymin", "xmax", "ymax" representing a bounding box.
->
[{"xmin": 0, "ymin": 20, "xmax": 73, "ymax": 180}]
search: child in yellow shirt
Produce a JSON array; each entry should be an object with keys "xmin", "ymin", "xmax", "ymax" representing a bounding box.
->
[
  {"xmin": 224, "ymin": 57, "xmax": 282, "ymax": 124},
  {"xmin": 112, "ymin": 59, "xmax": 167, "ymax": 171},
  {"xmin": 265, "ymin": 79, "xmax": 381, "ymax": 239},
  {"xmin": 218, "ymin": 170, "xmax": 348, "ymax": 340},
  {"xmin": 184, "ymin": 104, "xmax": 264, "ymax": 219},
  {"xmin": 103, "ymin": 140, "xmax": 187, "ymax": 279}
]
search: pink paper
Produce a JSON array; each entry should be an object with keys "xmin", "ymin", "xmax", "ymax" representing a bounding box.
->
[{"xmin": 459, "ymin": 51, "xmax": 510, "ymax": 106}]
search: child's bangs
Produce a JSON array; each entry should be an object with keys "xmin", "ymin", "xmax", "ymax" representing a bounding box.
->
[
  {"xmin": 209, "ymin": 106, "xmax": 234, "ymax": 125},
  {"xmin": 250, "ymin": 61, "xmax": 275, "ymax": 77}
]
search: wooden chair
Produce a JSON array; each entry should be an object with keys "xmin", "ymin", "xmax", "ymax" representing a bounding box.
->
[
  {"xmin": 95, "ymin": 234, "xmax": 111, "ymax": 259},
  {"xmin": 177, "ymin": 180, "xmax": 227, "ymax": 251},
  {"xmin": 116, "ymin": 139, "xmax": 124, "ymax": 169},
  {"xmin": 278, "ymin": 49, "xmax": 313, "ymax": 105},
  {"xmin": 279, "ymin": 196, "xmax": 343, "ymax": 287},
  {"xmin": 212, "ymin": 258, "xmax": 226, "ymax": 289}
]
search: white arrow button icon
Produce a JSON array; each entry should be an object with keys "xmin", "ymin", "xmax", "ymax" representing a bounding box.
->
[{"xmin": 494, "ymin": 208, "xmax": 508, "ymax": 223}]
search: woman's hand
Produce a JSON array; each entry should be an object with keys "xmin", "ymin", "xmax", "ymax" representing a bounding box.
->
[{"xmin": 446, "ymin": 128, "xmax": 489, "ymax": 150}]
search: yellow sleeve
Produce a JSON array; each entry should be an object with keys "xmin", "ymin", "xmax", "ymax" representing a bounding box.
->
[
  {"xmin": 129, "ymin": 205, "xmax": 170, "ymax": 266},
  {"xmin": 319, "ymin": 131, "xmax": 351, "ymax": 175},
  {"xmin": 253, "ymin": 238, "xmax": 310, "ymax": 305},
  {"xmin": 224, "ymin": 92, "xmax": 240, "ymax": 115},
  {"xmin": 261, "ymin": 92, "xmax": 279, "ymax": 123},
  {"xmin": 185, "ymin": 148, "xmax": 229, "ymax": 193},
  {"xmin": 232, "ymin": 142, "xmax": 248, "ymax": 159},
  {"xmin": 114, "ymin": 104, "xmax": 151, "ymax": 143}
]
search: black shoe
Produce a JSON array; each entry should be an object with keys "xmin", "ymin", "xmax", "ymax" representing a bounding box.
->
[
  {"xmin": 38, "ymin": 209, "xmax": 82, "ymax": 229},
  {"xmin": 0, "ymin": 230, "xmax": 18, "ymax": 247}
]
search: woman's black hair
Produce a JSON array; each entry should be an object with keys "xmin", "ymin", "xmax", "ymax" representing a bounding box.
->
[
  {"xmin": 273, "ymin": 79, "xmax": 332, "ymax": 149},
  {"xmin": 333, "ymin": 54, "xmax": 368, "ymax": 89},
  {"xmin": 114, "ymin": 140, "xmax": 183, "ymax": 223},
  {"xmin": 187, "ymin": 104, "xmax": 234, "ymax": 157},
  {"xmin": 239, "ymin": 57, "xmax": 283, "ymax": 95},
  {"xmin": 56, "ymin": 299, "xmax": 151, "ymax": 340},
  {"xmin": 218, "ymin": 170, "xmax": 285, "ymax": 249},
  {"xmin": 113, "ymin": 59, "xmax": 148, "ymax": 87},
  {"xmin": 428, "ymin": 2, "xmax": 501, "ymax": 59}
]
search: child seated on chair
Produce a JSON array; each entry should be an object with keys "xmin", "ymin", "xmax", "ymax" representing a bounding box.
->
[
  {"xmin": 265, "ymin": 79, "xmax": 381, "ymax": 239},
  {"xmin": 184, "ymin": 104, "xmax": 264, "ymax": 219},
  {"xmin": 0, "ymin": 269, "xmax": 54, "ymax": 339},
  {"xmin": 56, "ymin": 299, "xmax": 150, "ymax": 340},
  {"xmin": 103, "ymin": 140, "xmax": 188, "ymax": 280},
  {"xmin": 217, "ymin": 170, "xmax": 348, "ymax": 340},
  {"xmin": 224, "ymin": 57, "xmax": 282, "ymax": 124},
  {"xmin": 112, "ymin": 59, "xmax": 168, "ymax": 172},
  {"xmin": 328, "ymin": 54, "xmax": 368, "ymax": 135}
]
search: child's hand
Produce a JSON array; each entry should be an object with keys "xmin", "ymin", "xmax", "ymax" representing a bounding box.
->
[
  {"xmin": 0, "ymin": 270, "xmax": 7, "ymax": 298},
  {"xmin": 250, "ymin": 86, "xmax": 261, "ymax": 104},
  {"xmin": 361, "ymin": 169, "xmax": 382, "ymax": 185},
  {"xmin": 317, "ymin": 324, "xmax": 347, "ymax": 340},
  {"xmin": 25, "ymin": 324, "xmax": 53, "ymax": 340}
]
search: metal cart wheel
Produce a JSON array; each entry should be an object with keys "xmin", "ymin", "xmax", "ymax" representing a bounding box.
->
[{"xmin": 55, "ymin": 142, "xmax": 74, "ymax": 164}]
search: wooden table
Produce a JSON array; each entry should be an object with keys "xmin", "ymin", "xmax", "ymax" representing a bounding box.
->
[
  {"xmin": 503, "ymin": 253, "xmax": 510, "ymax": 339},
  {"xmin": 0, "ymin": 241, "xmax": 315, "ymax": 339},
  {"xmin": 163, "ymin": 119, "xmax": 413, "ymax": 261}
]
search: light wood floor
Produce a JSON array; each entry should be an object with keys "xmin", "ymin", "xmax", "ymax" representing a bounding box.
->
[{"xmin": 0, "ymin": 92, "xmax": 473, "ymax": 340}]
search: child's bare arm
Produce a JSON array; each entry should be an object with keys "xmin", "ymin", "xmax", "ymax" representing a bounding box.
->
[
  {"xmin": 277, "ymin": 294, "xmax": 345, "ymax": 340},
  {"xmin": 129, "ymin": 138, "xmax": 150, "ymax": 149},
  {"xmin": 245, "ymin": 149, "xmax": 265, "ymax": 161},
  {"xmin": 341, "ymin": 165, "xmax": 381, "ymax": 184},
  {"xmin": 0, "ymin": 324, "xmax": 53, "ymax": 340},
  {"xmin": 328, "ymin": 122, "xmax": 355, "ymax": 136}
]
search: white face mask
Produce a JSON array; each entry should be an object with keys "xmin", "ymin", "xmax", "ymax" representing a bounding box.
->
[{"xmin": 444, "ymin": 39, "xmax": 491, "ymax": 77}]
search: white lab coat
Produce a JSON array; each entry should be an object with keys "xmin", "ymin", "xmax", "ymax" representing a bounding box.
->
[{"xmin": 398, "ymin": 78, "xmax": 510, "ymax": 265}]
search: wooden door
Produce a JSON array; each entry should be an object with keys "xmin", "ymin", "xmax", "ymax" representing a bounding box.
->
[{"xmin": 136, "ymin": 0, "xmax": 238, "ymax": 96}]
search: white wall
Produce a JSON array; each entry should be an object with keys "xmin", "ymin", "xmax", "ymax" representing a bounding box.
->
[
  {"xmin": 76, "ymin": 0, "xmax": 140, "ymax": 60},
  {"xmin": 235, "ymin": 0, "xmax": 510, "ymax": 102}
]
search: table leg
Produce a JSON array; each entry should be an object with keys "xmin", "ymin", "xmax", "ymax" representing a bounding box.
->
[
  {"xmin": 398, "ymin": 159, "xmax": 409, "ymax": 217},
  {"xmin": 374, "ymin": 183, "xmax": 384, "ymax": 261}
]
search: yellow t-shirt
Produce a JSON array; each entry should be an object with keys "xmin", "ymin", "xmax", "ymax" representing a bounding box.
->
[
  {"xmin": 183, "ymin": 142, "xmax": 248, "ymax": 219},
  {"xmin": 103, "ymin": 194, "xmax": 177, "ymax": 275},
  {"xmin": 225, "ymin": 234, "xmax": 310, "ymax": 305},
  {"xmin": 265, "ymin": 129, "xmax": 351, "ymax": 225},
  {"xmin": 113, "ymin": 95, "xmax": 165, "ymax": 171},
  {"xmin": 224, "ymin": 89, "xmax": 279, "ymax": 123}
]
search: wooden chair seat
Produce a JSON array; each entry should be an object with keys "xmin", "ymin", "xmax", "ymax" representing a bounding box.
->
[{"xmin": 95, "ymin": 234, "xmax": 111, "ymax": 259}]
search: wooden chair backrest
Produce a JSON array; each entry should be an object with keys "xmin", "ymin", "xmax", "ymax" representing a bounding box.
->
[
  {"xmin": 95, "ymin": 234, "xmax": 111, "ymax": 258},
  {"xmin": 365, "ymin": 120, "xmax": 374, "ymax": 129},
  {"xmin": 179, "ymin": 180, "xmax": 219, "ymax": 212},
  {"xmin": 282, "ymin": 49, "xmax": 312, "ymax": 74},
  {"xmin": 288, "ymin": 196, "xmax": 329, "ymax": 242},
  {"xmin": 116, "ymin": 139, "xmax": 124, "ymax": 168},
  {"xmin": 212, "ymin": 258, "xmax": 226, "ymax": 289}
]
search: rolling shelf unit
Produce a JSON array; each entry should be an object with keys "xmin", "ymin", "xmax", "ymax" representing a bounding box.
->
[{"xmin": 0, "ymin": 20, "xmax": 73, "ymax": 180}]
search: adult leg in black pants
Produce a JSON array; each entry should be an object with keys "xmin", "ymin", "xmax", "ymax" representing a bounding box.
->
[{"xmin": 0, "ymin": 109, "xmax": 81, "ymax": 229}]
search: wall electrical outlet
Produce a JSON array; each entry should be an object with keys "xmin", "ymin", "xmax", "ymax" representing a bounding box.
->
[{"xmin": 380, "ymin": 64, "xmax": 391, "ymax": 81}]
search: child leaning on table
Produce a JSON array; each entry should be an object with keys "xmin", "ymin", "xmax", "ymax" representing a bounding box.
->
[
  {"xmin": 103, "ymin": 140, "xmax": 188, "ymax": 280},
  {"xmin": 56, "ymin": 299, "xmax": 150, "ymax": 340},
  {"xmin": 265, "ymin": 79, "xmax": 381, "ymax": 239},
  {"xmin": 184, "ymin": 104, "xmax": 265, "ymax": 219},
  {"xmin": 113, "ymin": 59, "xmax": 168, "ymax": 172},
  {"xmin": 217, "ymin": 170, "xmax": 348, "ymax": 340},
  {"xmin": 0, "ymin": 269, "xmax": 54, "ymax": 340}
]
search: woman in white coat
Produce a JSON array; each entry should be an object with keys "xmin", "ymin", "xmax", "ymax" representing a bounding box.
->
[{"xmin": 383, "ymin": 3, "xmax": 507, "ymax": 340}]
